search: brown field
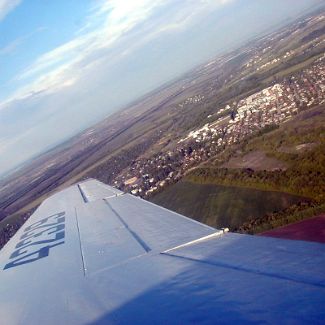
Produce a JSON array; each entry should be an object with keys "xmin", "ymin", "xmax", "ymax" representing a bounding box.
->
[
  {"xmin": 260, "ymin": 214, "xmax": 325, "ymax": 243},
  {"xmin": 222, "ymin": 150, "xmax": 287, "ymax": 171}
]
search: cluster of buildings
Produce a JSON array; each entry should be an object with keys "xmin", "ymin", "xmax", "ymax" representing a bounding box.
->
[
  {"xmin": 114, "ymin": 59, "xmax": 325, "ymax": 198},
  {"xmin": 178, "ymin": 95, "xmax": 205, "ymax": 108},
  {"xmin": 114, "ymin": 144, "xmax": 211, "ymax": 198},
  {"xmin": 245, "ymin": 50, "xmax": 295, "ymax": 70},
  {"xmin": 256, "ymin": 51, "xmax": 295, "ymax": 71},
  {"xmin": 180, "ymin": 58, "xmax": 325, "ymax": 147},
  {"xmin": 245, "ymin": 13, "xmax": 324, "ymax": 73}
]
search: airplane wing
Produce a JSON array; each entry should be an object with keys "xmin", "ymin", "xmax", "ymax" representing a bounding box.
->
[{"xmin": 0, "ymin": 179, "xmax": 325, "ymax": 324}]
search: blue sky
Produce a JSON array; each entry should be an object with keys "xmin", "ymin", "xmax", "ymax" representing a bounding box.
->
[{"xmin": 0, "ymin": 0, "xmax": 323, "ymax": 176}]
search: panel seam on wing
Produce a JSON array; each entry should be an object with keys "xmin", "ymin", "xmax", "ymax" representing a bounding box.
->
[
  {"xmin": 74, "ymin": 207, "xmax": 87, "ymax": 276},
  {"xmin": 104, "ymin": 199, "xmax": 151, "ymax": 253},
  {"xmin": 77, "ymin": 184, "xmax": 89, "ymax": 203}
]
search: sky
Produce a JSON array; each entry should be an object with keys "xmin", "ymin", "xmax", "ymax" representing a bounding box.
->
[{"xmin": 0, "ymin": 0, "xmax": 323, "ymax": 176}]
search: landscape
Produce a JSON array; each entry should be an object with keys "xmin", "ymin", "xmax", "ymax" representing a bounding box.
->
[{"xmin": 0, "ymin": 7, "xmax": 324, "ymax": 249}]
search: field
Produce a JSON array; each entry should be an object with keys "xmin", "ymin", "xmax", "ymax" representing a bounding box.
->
[
  {"xmin": 259, "ymin": 214, "xmax": 325, "ymax": 243},
  {"xmin": 185, "ymin": 104, "xmax": 325, "ymax": 232},
  {"xmin": 151, "ymin": 181, "xmax": 306, "ymax": 230},
  {"xmin": 221, "ymin": 150, "xmax": 287, "ymax": 171}
]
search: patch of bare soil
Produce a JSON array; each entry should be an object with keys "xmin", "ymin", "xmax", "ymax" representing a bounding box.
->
[
  {"xmin": 278, "ymin": 142, "xmax": 318, "ymax": 154},
  {"xmin": 222, "ymin": 150, "xmax": 287, "ymax": 171}
]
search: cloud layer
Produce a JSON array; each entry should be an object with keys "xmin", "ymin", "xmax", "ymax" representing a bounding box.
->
[{"xmin": 3, "ymin": 0, "xmax": 233, "ymax": 108}]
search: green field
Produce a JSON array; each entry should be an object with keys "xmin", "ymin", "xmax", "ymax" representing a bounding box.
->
[
  {"xmin": 173, "ymin": 104, "xmax": 325, "ymax": 232},
  {"xmin": 150, "ymin": 181, "xmax": 306, "ymax": 230}
]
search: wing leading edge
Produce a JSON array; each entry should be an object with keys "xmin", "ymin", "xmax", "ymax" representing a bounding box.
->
[{"xmin": 0, "ymin": 179, "xmax": 325, "ymax": 324}]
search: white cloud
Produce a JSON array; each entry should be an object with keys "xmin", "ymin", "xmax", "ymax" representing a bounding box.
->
[
  {"xmin": 20, "ymin": 0, "xmax": 164, "ymax": 81},
  {"xmin": 5, "ymin": 0, "xmax": 164, "ymax": 103},
  {"xmin": 0, "ymin": 38, "xmax": 22, "ymax": 55},
  {"xmin": 0, "ymin": 0, "xmax": 21, "ymax": 21},
  {"xmin": 0, "ymin": 27, "xmax": 46, "ymax": 56},
  {"xmin": 0, "ymin": 0, "xmax": 237, "ymax": 113}
]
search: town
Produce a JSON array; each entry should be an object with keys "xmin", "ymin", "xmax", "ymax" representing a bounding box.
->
[{"xmin": 114, "ymin": 57, "xmax": 325, "ymax": 198}]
